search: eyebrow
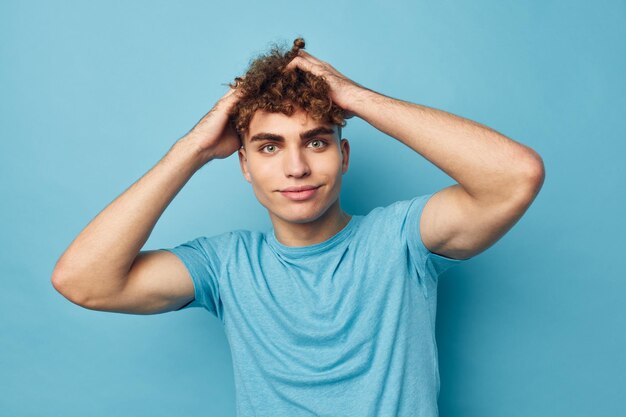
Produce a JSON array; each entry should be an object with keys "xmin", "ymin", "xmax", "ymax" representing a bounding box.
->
[{"xmin": 249, "ymin": 126, "xmax": 335, "ymax": 144}]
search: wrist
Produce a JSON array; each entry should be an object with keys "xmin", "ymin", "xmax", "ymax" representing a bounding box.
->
[
  {"xmin": 343, "ymin": 86, "xmax": 380, "ymax": 119},
  {"xmin": 168, "ymin": 136, "xmax": 214, "ymax": 173}
]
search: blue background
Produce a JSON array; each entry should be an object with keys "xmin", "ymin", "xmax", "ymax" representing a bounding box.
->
[{"xmin": 2, "ymin": 1, "xmax": 624, "ymax": 416}]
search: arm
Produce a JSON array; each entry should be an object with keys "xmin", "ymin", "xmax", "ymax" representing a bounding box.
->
[
  {"xmin": 348, "ymin": 89, "xmax": 545, "ymax": 259},
  {"xmin": 286, "ymin": 50, "xmax": 545, "ymax": 260},
  {"xmin": 51, "ymin": 87, "xmax": 243, "ymax": 314}
]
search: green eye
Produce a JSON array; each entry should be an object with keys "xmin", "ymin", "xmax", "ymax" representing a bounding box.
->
[{"xmin": 262, "ymin": 144, "xmax": 277, "ymax": 153}]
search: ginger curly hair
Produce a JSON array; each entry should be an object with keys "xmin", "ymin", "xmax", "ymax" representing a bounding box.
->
[{"xmin": 227, "ymin": 37, "xmax": 347, "ymax": 144}]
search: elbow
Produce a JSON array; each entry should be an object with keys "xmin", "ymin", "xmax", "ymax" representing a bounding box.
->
[
  {"xmin": 51, "ymin": 268, "xmax": 92, "ymax": 308},
  {"xmin": 51, "ymin": 269, "xmax": 69, "ymax": 298},
  {"xmin": 522, "ymin": 151, "xmax": 546, "ymax": 195},
  {"xmin": 510, "ymin": 151, "xmax": 545, "ymax": 206}
]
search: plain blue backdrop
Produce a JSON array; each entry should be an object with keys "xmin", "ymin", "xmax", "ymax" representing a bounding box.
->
[{"xmin": 1, "ymin": 1, "xmax": 624, "ymax": 416}]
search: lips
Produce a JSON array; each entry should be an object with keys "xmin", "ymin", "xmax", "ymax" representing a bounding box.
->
[
  {"xmin": 279, "ymin": 185, "xmax": 321, "ymax": 201},
  {"xmin": 280, "ymin": 185, "xmax": 320, "ymax": 192}
]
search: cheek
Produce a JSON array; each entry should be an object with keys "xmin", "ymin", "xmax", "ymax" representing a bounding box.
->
[
  {"xmin": 246, "ymin": 160, "xmax": 277, "ymax": 186},
  {"xmin": 318, "ymin": 156, "xmax": 344, "ymax": 176}
]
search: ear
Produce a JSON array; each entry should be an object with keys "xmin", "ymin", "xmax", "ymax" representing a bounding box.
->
[
  {"xmin": 238, "ymin": 145, "xmax": 252, "ymax": 183},
  {"xmin": 340, "ymin": 138, "xmax": 350, "ymax": 174}
]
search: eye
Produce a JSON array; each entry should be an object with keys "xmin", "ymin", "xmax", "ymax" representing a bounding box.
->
[
  {"xmin": 308, "ymin": 139, "xmax": 328, "ymax": 149},
  {"xmin": 260, "ymin": 144, "xmax": 278, "ymax": 153}
]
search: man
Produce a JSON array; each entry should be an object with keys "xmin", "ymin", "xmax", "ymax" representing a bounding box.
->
[{"xmin": 52, "ymin": 38, "xmax": 544, "ymax": 416}]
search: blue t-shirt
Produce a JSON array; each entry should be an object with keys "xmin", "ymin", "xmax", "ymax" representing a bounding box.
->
[{"xmin": 164, "ymin": 192, "xmax": 471, "ymax": 417}]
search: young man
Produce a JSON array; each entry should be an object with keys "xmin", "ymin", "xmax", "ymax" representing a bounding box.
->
[{"xmin": 52, "ymin": 38, "xmax": 544, "ymax": 416}]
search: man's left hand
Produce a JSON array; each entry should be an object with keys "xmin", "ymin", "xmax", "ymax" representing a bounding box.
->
[{"xmin": 283, "ymin": 50, "xmax": 368, "ymax": 119}]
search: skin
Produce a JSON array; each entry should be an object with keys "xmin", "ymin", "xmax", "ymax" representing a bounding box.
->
[{"xmin": 238, "ymin": 109, "xmax": 352, "ymax": 247}]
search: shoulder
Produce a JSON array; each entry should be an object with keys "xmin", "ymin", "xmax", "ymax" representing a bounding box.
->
[
  {"xmin": 210, "ymin": 229, "xmax": 268, "ymax": 254},
  {"xmin": 229, "ymin": 228, "xmax": 265, "ymax": 243},
  {"xmin": 354, "ymin": 194, "xmax": 431, "ymax": 242},
  {"xmin": 175, "ymin": 230, "xmax": 242, "ymax": 257},
  {"xmin": 361, "ymin": 195, "xmax": 430, "ymax": 226}
]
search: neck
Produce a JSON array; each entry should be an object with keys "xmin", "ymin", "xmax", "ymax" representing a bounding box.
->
[{"xmin": 270, "ymin": 199, "xmax": 352, "ymax": 247}]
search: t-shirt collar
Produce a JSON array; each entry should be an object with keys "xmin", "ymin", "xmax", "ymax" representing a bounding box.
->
[{"xmin": 266, "ymin": 215, "xmax": 360, "ymax": 257}]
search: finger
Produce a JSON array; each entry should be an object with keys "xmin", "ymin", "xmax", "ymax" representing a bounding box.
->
[
  {"xmin": 296, "ymin": 50, "xmax": 315, "ymax": 59},
  {"xmin": 284, "ymin": 56, "xmax": 307, "ymax": 71},
  {"xmin": 295, "ymin": 50, "xmax": 320, "ymax": 65},
  {"xmin": 213, "ymin": 90, "xmax": 242, "ymax": 115},
  {"xmin": 224, "ymin": 82, "xmax": 246, "ymax": 100},
  {"xmin": 227, "ymin": 86, "xmax": 245, "ymax": 99},
  {"xmin": 297, "ymin": 50, "xmax": 326, "ymax": 67},
  {"xmin": 218, "ymin": 88, "xmax": 237, "ymax": 104},
  {"xmin": 284, "ymin": 56, "xmax": 320, "ymax": 74}
]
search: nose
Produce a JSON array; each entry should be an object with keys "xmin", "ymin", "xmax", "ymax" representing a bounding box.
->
[{"xmin": 283, "ymin": 146, "xmax": 310, "ymax": 178}]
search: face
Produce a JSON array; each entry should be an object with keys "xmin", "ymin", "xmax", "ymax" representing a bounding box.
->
[{"xmin": 238, "ymin": 108, "xmax": 350, "ymax": 226}]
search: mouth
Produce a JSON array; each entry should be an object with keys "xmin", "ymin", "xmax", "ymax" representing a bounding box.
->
[
  {"xmin": 280, "ymin": 185, "xmax": 320, "ymax": 192},
  {"xmin": 278, "ymin": 185, "xmax": 321, "ymax": 201}
]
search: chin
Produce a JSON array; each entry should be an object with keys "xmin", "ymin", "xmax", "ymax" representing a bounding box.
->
[
  {"xmin": 275, "ymin": 209, "xmax": 322, "ymax": 224},
  {"xmin": 269, "ymin": 203, "xmax": 329, "ymax": 225}
]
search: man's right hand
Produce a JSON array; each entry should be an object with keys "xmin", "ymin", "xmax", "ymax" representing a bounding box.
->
[{"xmin": 182, "ymin": 86, "xmax": 244, "ymax": 164}]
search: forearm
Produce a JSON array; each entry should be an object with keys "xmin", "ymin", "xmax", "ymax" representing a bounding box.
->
[
  {"xmin": 348, "ymin": 88, "xmax": 544, "ymax": 203},
  {"xmin": 52, "ymin": 137, "xmax": 207, "ymax": 301}
]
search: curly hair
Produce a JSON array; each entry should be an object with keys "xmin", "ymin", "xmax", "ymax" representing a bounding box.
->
[{"xmin": 227, "ymin": 37, "xmax": 347, "ymax": 143}]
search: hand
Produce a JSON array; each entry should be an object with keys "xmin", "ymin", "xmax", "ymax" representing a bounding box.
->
[
  {"xmin": 182, "ymin": 86, "xmax": 243, "ymax": 162},
  {"xmin": 283, "ymin": 50, "xmax": 368, "ymax": 119}
]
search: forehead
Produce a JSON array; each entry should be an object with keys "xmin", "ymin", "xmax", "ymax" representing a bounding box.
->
[{"xmin": 246, "ymin": 108, "xmax": 337, "ymax": 140}]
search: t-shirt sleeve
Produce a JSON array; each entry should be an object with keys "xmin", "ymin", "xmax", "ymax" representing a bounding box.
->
[
  {"xmin": 161, "ymin": 232, "xmax": 232, "ymax": 319},
  {"xmin": 403, "ymin": 192, "xmax": 472, "ymax": 297}
]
